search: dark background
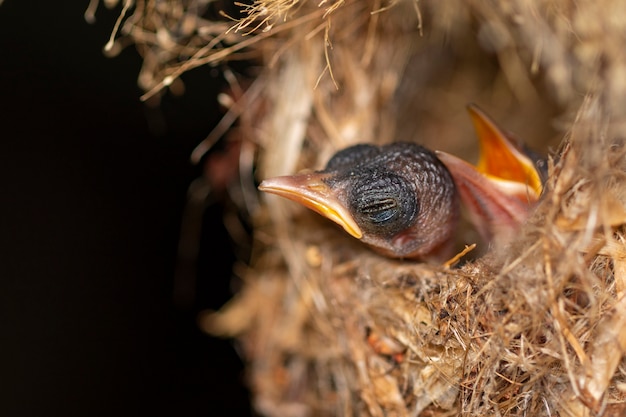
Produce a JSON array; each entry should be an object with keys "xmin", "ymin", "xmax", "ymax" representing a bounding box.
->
[{"xmin": 1, "ymin": 1, "xmax": 251, "ymax": 416}]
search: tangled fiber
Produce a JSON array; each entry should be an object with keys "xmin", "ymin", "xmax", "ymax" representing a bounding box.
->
[{"xmin": 97, "ymin": 0, "xmax": 626, "ymax": 415}]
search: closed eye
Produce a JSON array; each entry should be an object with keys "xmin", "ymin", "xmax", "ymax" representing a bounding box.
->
[
  {"xmin": 360, "ymin": 198, "xmax": 398, "ymax": 223},
  {"xmin": 348, "ymin": 172, "xmax": 418, "ymax": 236}
]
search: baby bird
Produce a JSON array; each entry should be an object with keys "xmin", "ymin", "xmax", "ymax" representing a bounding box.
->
[{"xmin": 259, "ymin": 105, "xmax": 543, "ymax": 261}]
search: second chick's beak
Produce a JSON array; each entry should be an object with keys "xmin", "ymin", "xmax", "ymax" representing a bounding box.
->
[
  {"xmin": 259, "ymin": 143, "xmax": 459, "ymax": 261},
  {"xmin": 437, "ymin": 104, "xmax": 543, "ymax": 244}
]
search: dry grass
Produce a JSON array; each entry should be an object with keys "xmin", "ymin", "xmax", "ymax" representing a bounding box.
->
[{"xmin": 98, "ymin": 0, "xmax": 626, "ymax": 415}]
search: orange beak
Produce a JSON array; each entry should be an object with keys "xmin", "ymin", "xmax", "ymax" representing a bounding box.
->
[
  {"xmin": 437, "ymin": 104, "xmax": 543, "ymax": 243},
  {"xmin": 468, "ymin": 104, "xmax": 543, "ymax": 202},
  {"xmin": 258, "ymin": 173, "xmax": 363, "ymax": 239}
]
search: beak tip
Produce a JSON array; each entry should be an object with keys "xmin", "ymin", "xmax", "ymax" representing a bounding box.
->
[{"xmin": 258, "ymin": 177, "xmax": 284, "ymax": 193}]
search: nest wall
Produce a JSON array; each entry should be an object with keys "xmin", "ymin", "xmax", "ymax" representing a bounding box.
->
[{"xmin": 100, "ymin": 0, "xmax": 626, "ymax": 415}]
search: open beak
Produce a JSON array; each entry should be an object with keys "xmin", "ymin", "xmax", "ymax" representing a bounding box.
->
[
  {"xmin": 437, "ymin": 105, "xmax": 544, "ymax": 243},
  {"xmin": 258, "ymin": 173, "xmax": 363, "ymax": 239},
  {"xmin": 468, "ymin": 104, "xmax": 543, "ymax": 201}
]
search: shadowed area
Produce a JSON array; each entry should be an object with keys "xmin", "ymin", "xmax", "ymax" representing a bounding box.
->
[{"xmin": 0, "ymin": 2, "xmax": 251, "ymax": 416}]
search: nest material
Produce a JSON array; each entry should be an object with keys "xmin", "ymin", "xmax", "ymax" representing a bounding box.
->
[{"xmin": 100, "ymin": 0, "xmax": 626, "ymax": 415}]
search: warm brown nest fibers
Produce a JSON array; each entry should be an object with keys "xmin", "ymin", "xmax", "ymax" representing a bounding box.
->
[{"xmin": 99, "ymin": 0, "xmax": 626, "ymax": 415}]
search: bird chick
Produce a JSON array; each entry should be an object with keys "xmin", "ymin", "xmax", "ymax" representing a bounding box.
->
[
  {"xmin": 259, "ymin": 105, "xmax": 543, "ymax": 261},
  {"xmin": 260, "ymin": 142, "xmax": 458, "ymax": 260}
]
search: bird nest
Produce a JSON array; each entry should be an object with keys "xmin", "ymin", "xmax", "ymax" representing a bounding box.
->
[{"xmin": 100, "ymin": 0, "xmax": 626, "ymax": 415}]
